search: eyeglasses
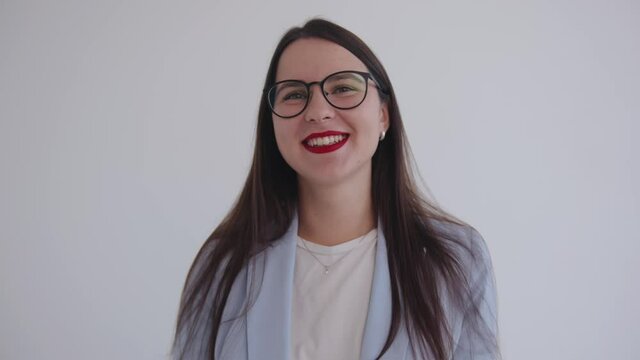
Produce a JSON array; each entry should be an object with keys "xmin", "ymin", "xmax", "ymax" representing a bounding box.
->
[{"xmin": 265, "ymin": 70, "xmax": 384, "ymax": 119}]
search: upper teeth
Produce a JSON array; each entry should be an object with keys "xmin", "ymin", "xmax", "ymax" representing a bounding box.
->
[{"xmin": 307, "ymin": 135, "xmax": 347, "ymax": 147}]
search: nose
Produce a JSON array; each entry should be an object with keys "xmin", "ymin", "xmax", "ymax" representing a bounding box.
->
[{"xmin": 303, "ymin": 84, "xmax": 335, "ymax": 123}]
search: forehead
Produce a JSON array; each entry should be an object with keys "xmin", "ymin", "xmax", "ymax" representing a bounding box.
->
[{"xmin": 275, "ymin": 38, "xmax": 368, "ymax": 82}]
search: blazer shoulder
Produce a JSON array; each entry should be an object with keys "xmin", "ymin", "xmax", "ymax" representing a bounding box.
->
[
  {"xmin": 426, "ymin": 218, "xmax": 500, "ymax": 358},
  {"xmin": 426, "ymin": 218, "xmax": 493, "ymax": 272}
]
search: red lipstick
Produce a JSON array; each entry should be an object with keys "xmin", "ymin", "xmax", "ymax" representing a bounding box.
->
[{"xmin": 302, "ymin": 130, "xmax": 349, "ymax": 154}]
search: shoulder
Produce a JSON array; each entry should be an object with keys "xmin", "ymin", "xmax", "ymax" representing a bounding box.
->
[
  {"xmin": 426, "ymin": 218, "xmax": 494, "ymax": 278},
  {"xmin": 424, "ymin": 217, "xmax": 497, "ymax": 321},
  {"xmin": 426, "ymin": 218, "xmax": 500, "ymax": 357}
]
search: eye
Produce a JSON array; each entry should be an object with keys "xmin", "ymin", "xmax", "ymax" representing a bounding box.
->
[
  {"xmin": 328, "ymin": 83, "xmax": 361, "ymax": 97},
  {"xmin": 281, "ymin": 90, "xmax": 307, "ymax": 101},
  {"xmin": 331, "ymin": 86, "xmax": 356, "ymax": 94},
  {"xmin": 325, "ymin": 72, "xmax": 366, "ymax": 97}
]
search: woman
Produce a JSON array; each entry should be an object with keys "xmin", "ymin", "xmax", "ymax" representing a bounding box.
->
[{"xmin": 173, "ymin": 19, "xmax": 499, "ymax": 360}]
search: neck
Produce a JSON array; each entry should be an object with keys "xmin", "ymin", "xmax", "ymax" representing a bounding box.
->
[{"xmin": 297, "ymin": 177, "xmax": 376, "ymax": 247}]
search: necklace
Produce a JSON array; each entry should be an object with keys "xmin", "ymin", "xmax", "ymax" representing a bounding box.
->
[{"xmin": 298, "ymin": 231, "xmax": 375, "ymax": 275}]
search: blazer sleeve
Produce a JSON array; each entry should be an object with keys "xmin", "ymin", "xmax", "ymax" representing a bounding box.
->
[{"xmin": 452, "ymin": 228, "xmax": 500, "ymax": 360}]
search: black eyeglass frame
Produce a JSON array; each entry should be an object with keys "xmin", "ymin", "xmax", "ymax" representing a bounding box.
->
[{"xmin": 264, "ymin": 70, "xmax": 387, "ymax": 119}]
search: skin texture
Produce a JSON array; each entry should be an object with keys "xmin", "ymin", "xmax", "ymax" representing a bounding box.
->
[{"xmin": 272, "ymin": 38, "xmax": 389, "ymax": 246}]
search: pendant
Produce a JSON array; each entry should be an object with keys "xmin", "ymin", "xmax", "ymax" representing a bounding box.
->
[{"xmin": 324, "ymin": 266, "xmax": 329, "ymax": 274}]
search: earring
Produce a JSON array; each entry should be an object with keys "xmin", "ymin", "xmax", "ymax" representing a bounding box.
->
[{"xmin": 379, "ymin": 131, "xmax": 386, "ymax": 141}]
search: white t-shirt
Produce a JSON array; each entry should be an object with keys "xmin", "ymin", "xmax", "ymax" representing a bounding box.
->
[{"xmin": 291, "ymin": 229, "xmax": 378, "ymax": 360}]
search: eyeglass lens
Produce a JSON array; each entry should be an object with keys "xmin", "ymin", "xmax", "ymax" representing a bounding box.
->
[{"xmin": 268, "ymin": 72, "xmax": 368, "ymax": 118}]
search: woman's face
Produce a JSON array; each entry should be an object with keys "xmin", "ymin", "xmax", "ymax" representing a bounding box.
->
[{"xmin": 272, "ymin": 38, "xmax": 389, "ymax": 188}]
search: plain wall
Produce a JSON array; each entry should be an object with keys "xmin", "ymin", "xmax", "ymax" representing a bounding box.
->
[{"xmin": 1, "ymin": 0, "xmax": 638, "ymax": 359}]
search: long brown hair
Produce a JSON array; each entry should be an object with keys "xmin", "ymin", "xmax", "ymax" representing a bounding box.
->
[{"xmin": 173, "ymin": 19, "xmax": 498, "ymax": 359}]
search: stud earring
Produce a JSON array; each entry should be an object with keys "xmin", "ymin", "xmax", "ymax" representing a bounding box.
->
[{"xmin": 379, "ymin": 131, "xmax": 386, "ymax": 141}]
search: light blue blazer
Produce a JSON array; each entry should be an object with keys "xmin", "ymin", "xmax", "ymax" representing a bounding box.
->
[{"xmin": 176, "ymin": 214, "xmax": 499, "ymax": 359}]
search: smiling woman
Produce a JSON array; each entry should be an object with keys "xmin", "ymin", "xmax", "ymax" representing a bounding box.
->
[
  {"xmin": 172, "ymin": 19, "xmax": 500, "ymax": 360},
  {"xmin": 272, "ymin": 38, "xmax": 388, "ymax": 190}
]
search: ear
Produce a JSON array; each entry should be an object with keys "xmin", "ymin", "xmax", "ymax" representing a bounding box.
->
[{"xmin": 379, "ymin": 102, "xmax": 390, "ymax": 133}]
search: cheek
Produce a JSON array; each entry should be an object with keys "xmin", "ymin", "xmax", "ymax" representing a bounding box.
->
[
  {"xmin": 272, "ymin": 120, "xmax": 298, "ymax": 155},
  {"xmin": 353, "ymin": 112, "xmax": 385, "ymax": 156},
  {"xmin": 353, "ymin": 109, "xmax": 384, "ymax": 139}
]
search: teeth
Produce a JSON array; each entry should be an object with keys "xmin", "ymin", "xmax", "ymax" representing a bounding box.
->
[{"xmin": 307, "ymin": 134, "xmax": 347, "ymax": 147}]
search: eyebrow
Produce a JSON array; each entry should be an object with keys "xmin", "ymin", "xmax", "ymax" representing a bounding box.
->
[
  {"xmin": 277, "ymin": 71, "xmax": 365, "ymax": 84},
  {"xmin": 272, "ymin": 71, "xmax": 368, "ymax": 97},
  {"xmin": 274, "ymin": 81, "xmax": 305, "ymax": 97},
  {"xmin": 326, "ymin": 73, "xmax": 363, "ymax": 81}
]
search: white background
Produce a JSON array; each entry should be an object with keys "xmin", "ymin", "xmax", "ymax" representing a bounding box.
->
[{"xmin": 1, "ymin": 0, "xmax": 638, "ymax": 359}]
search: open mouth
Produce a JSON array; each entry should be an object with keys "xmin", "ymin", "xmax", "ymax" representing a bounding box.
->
[
  {"xmin": 305, "ymin": 134, "xmax": 348, "ymax": 147},
  {"xmin": 302, "ymin": 131, "xmax": 350, "ymax": 154}
]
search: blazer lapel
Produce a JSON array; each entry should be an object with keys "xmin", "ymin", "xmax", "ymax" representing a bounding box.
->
[
  {"xmin": 246, "ymin": 215, "xmax": 298, "ymax": 360},
  {"xmin": 360, "ymin": 221, "xmax": 410, "ymax": 360}
]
